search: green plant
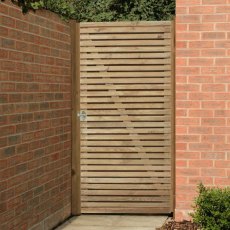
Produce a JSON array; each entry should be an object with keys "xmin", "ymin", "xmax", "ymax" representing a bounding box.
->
[
  {"xmin": 1, "ymin": 0, "xmax": 175, "ymax": 21},
  {"xmin": 73, "ymin": 0, "xmax": 175, "ymax": 22},
  {"xmin": 1, "ymin": 0, "xmax": 75, "ymax": 18},
  {"xmin": 191, "ymin": 183, "xmax": 230, "ymax": 230},
  {"xmin": 1, "ymin": 0, "xmax": 37, "ymax": 13},
  {"xmin": 32, "ymin": 0, "xmax": 75, "ymax": 19}
]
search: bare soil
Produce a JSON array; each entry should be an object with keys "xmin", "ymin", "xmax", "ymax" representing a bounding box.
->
[{"xmin": 157, "ymin": 220, "xmax": 200, "ymax": 230}]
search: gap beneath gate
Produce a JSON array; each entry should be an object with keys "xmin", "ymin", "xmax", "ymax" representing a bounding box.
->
[{"xmin": 56, "ymin": 215, "xmax": 169, "ymax": 230}]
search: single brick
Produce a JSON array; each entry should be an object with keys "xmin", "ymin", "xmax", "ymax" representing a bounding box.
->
[
  {"xmin": 15, "ymin": 163, "xmax": 27, "ymax": 174},
  {"xmin": 202, "ymin": 32, "xmax": 226, "ymax": 40},
  {"xmin": 1, "ymin": 38, "xmax": 15, "ymax": 49},
  {"xmin": 3, "ymin": 146, "xmax": 16, "ymax": 158},
  {"xmin": 201, "ymin": 118, "xmax": 226, "ymax": 126},
  {"xmin": 216, "ymin": 6, "xmax": 230, "ymax": 13},
  {"xmin": 202, "ymin": 14, "xmax": 227, "ymax": 22},
  {"xmin": 203, "ymin": 0, "xmax": 227, "ymax": 4},
  {"xmin": 189, "ymin": 6, "xmax": 215, "ymax": 14},
  {"xmin": 8, "ymin": 135, "xmax": 21, "ymax": 145}
]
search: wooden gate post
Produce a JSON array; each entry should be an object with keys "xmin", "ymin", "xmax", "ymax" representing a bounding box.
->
[
  {"xmin": 71, "ymin": 21, "xmax": 81, "ymax": 215},
  {"xmin": 170, "ymin": 18, "xmax": 176, "ymax": 214}
]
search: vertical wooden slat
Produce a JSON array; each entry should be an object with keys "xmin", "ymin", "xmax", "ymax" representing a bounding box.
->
[{"xmin": 71, "ymin": 22, "xmax": 81, "ymax": 215}]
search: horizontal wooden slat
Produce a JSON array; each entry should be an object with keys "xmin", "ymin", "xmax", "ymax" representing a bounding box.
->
[
  {"xmin": 81, "ymin": 165, "xmax": 171, "ymax": 171},
  {"xmin": 80, "ymin": 65, "xmax": 171, "ymax": 72},
  {"xmin": 81, "ymin": 196, "xmax": 170, "ymax": 202},
  {"xmin": 84, "ymin": 117, "xmax": 170, "ymax": 122},
  {"xmin": 81, "ymin": 33, "xmax": 171, "ymax": 40},
  {"xmin": 81, "ymin": 146, "xmax": 170, "ymax": 152},
  {"xmin": 81, "ymin": 184, "xmax": 170, "ymax": 190},
  {"xmin": 80, "ymin": 21, "xmax": 171, "ymax": 27},
  {"xmin": 81, "ymin": 123, "xmax": 170, "ymax": 129},
  {"xmin": 81, "ymin": 156, "xmax": 171, "ymax": 162},
  {"xmin": 80, "ymin": 26, "xmax": 171, "ymax": 34},
  {"xmin": 81, "ymin": 189, "xmax": 170, "ymax": 195},
  {"xmin": 81, "ymin": 71, "xmax": 170, "ymax": 78},
  {"xmin": 81, "ymin": 140, "xmax": 170, "ymax": 146},
  {"xmin": 81, "ymin": 52, "xmax": 171, "ymax": 59},
  {"xmin": 81, "ymin": 160, "xmax": 171, "ymax": 166},
  {"xmin": 81, "ymin": 77, "xmax": 170, "ymax": 84},
  {"xmin": 80, "ymin": 40, "xmax": 170, "ymax": 47},
  {"xmin": 82, "ymin": 167, "xmax": 170, "ymax": 171},
  {"xmin": 84, "ymin": 110, "xmax": 171, "ymax": 116},
  {"xmin": 81, "ymin": 172, "xmax": 171, "ymax": 178},
  {"xmin": 81, "ymin": 91, "xmax": 171, "ymax": 97},
  {"xmin": 81, "ymin": 46, "xmax": 171, "ymax": 53},
  {"xmin": 81, "ymin": 178, "xmax": 171, "ymax": 184},
  {"xmin": 81, "ymin": 130, "xmax": 171, "ymax": 135},
  {"xmin": 83, "ymin": 113, "xmax": 170, "ymax": 120},
  {"xmin": 82, "ymin": 120, "xmax": 169, "ymax": 125},
  {"xmin": 81, "ymin": 202, "xmax": 170, "ymax": 208},
  {"xmin": 84, "ymin": 112, "xmax": 170, "ymax": 118},
  {"xmin": 81, "ymin": 84, "xmax": 170, "ymax": 90},
  {"xmin": 81, "ymin": 134, "xmax": 170, "ymax": 140},
  {"xmin": 81, "ymin": 98, "xmax": 170, "ymax": 104},
  {"xmin": 80, "ymin": 59, "xmax": 170, "ymax": 65},
  {"xmin": 81, "ymin": 207, "xmax": 170, "ymax": 214},
  {"xmin": 80, "ymin": 104, "xmax": 170, "ymax": 110}
]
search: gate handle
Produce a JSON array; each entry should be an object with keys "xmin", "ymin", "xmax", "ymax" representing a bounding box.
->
[{"xmin": 78, "ymin": 110, "xmax": 87, "ymax": 121}]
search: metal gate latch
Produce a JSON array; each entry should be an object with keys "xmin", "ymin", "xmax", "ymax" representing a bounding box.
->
[{"xmin": 78, "ymin": 110, "xmax": 87, "ymax": 121}]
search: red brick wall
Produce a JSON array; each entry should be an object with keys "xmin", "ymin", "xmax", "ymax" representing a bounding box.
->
[
  {"xmin": 0, "ymin": 1, "xmax": 72, "ymax": 229},
  {"xmin": 176, "ymin": 0, "xmax": 230, "ymax": 220}
]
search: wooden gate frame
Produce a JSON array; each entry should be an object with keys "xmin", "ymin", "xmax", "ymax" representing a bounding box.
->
[
  {"xmin": 71, "ymin": 21, "xmax": 81, "ymax": 215},
  {"xmin": 70, "ymin": 20, "xmax": 175, "ymax": 216}
]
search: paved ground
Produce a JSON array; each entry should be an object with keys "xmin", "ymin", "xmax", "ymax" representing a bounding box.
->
[{"xmin": 56, "ymin": 215, "xmax": 168, "ymax": 230}]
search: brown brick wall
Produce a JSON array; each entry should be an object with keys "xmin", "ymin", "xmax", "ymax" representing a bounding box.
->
[
  {"xmin": 176, "ymin": 0, "xmax": 230, "ymax": 220},
  {"xmin": 0, "ymin": 1, "xmax": 72, "ymax": 229}
]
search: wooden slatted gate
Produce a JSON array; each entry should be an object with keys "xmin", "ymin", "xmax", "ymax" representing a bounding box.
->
[{"xmin": 72, "ymin": 21, "xmax": 175, "ymax": 214}]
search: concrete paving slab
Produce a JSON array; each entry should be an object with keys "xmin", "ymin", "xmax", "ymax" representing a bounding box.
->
[
  {"xmin": 114, "ymin": 215, "xmax": 167, "ymax": 227},
  {"xmin": 71, "ymin": 215, "xmax": 120, "ymax": 226},
  {"xmin": 59, "ymin": 226, "xmax": 159, "ymax": 230},
  {"xmin": 56, "ymin": 215, "xmax": 168, "ymax": 230}
]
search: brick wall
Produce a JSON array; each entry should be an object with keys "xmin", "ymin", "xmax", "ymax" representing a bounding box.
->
[
  {"xmin": 0, "ymin": 1, "xmax": 72, "ymax": 229},
  {"xmin": 176, "ymin": 0, "xmax": 230, "ymax": 220}
]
